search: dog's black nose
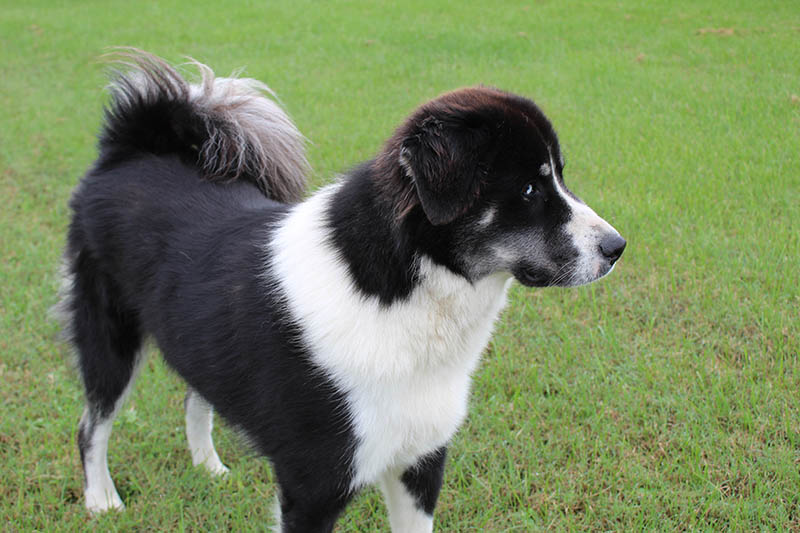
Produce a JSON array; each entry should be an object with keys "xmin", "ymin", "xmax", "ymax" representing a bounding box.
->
[{"xmin": 599, "ymin": 233, "xmax": 626, "ymax": 263}]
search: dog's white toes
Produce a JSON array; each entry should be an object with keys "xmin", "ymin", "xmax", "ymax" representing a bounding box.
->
[
  {"xmin": 85, "ymin": 490, "xmax": 125, "ymax": 514},
  {"xmin": 204, "ymin": 460, "xmax": 230, "ymax": 477},
  {"xmin": 194, "ymin": 452, "xmax": 229, "ymax": 477}
]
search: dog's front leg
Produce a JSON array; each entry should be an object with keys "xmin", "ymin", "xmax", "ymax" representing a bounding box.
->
[{"xmin": 379, "ymin": 448, "xmax": 447, "ymax": 533}]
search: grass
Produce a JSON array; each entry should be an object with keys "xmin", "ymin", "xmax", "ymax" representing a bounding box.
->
[{"xmin": 1, "ymin": 0, "xmax": 799, "ymax": 530}]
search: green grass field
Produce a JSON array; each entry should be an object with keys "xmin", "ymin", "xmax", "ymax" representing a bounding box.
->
[{"xmin": 2, "ymin": 0, "xmax": 799, "ymax": 530}]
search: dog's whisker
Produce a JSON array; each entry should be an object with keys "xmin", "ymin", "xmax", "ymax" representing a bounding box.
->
[{"xmin": 547, "ymin": 257, "xmax": 579, "ymax": 287}]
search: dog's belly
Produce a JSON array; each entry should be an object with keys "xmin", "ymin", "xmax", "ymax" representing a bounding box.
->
[{"xmin": 348, "ymin": 367, "xmax": 473, "ymax": 487}]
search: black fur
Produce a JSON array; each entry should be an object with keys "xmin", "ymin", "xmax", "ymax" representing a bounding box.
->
[
  {"xmin": 77, "ymin": 417, "xmax": 91, "ymax": 469},
  {"xmin": 326, "ymin": 162, "xmax": 421, "ymax": 305},
  {"xmin": 401, "ymin": 447, "xmax": 448, "ymax": 515},
  {"xmin": 66, "ymin": 154, "xmax": 358, "ymax": 527},
  {"xmin": 96, "ymin": 77, "xmax": 203, "ymax": 176}
]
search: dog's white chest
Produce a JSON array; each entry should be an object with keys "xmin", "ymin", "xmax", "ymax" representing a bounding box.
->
[
  {"xmin": 270, "ymin": 187, "xmax": 511, "ymax": 488},
  {"xmin": 319, "ymin": 267, "xmax": 510, "ymax": 488},
  {"xmin": 346, "ymin": 364, "xmax": 473, "ymax": 487}
]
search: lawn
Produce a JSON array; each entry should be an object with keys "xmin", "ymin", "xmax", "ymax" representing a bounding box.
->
[{"xmin": 1, "ymin": 0, "xmax": 799, "ymax": 530}]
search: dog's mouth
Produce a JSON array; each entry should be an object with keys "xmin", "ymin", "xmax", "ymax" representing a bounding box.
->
[{"xmin": 512, "ymin": 267, "xmax": 551, "ymax": 287}]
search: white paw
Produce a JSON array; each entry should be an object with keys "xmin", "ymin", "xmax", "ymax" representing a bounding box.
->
[
  {"xmin": 85, "ymin": 490, "xmax": 125, "ymax": 514},
  {"xmin": 204, "ymin": 459, "xmax": 230, "ymax": 477},
  {"xmin": 193, "ymin": 451, "xmax": 229, "ymax": 477}
]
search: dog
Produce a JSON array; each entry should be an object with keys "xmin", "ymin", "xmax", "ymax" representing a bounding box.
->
[{"xmin": 55, "ymin": 51, "xmax": 625, "ymax": 532}]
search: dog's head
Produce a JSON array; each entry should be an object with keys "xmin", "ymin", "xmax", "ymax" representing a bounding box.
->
[{"xmin": 376, "ymin": 86, "xmax": 625, "ymax": 287}]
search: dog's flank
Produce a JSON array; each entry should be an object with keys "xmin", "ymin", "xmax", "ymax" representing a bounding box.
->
[{"xmin": 101, "ymin": 49, "xmax": 308, "ymax": 202}]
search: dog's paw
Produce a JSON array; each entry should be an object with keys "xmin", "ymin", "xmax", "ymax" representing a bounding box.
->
[
  {"xmin": 85, "ymin": 490, "xmax": 125, "ymax": 514},
  {"xmin": 204, "ymin": 460, "xmax": 230, "ymax": 477},
  {"xmin": 194, "ymin": 452, "xmax": 229, "ymax": 477}
]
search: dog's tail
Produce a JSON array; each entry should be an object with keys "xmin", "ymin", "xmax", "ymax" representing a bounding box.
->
[{"xmin": 98, "ymin": 49, "xmax": 308, "ymax": 202}]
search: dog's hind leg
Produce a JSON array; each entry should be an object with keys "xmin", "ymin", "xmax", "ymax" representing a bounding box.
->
[
  {"xmin": 185, "ymin": 388, "xmax": 228, "ymax": 476},
  {"xmin": 61, "ymin": 250, "xmax": 144, "ymax": 513}
]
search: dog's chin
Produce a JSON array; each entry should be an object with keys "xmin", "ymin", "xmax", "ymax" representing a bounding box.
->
[
  {"xmin": 512, "ymin": 267, "xmax": 552, "ymax": 287},
  {"xmin": 513, "ymin": 260, "xmax": 617, "ymax": 288},
  {"xmin": 554, "ymin": 261, "xmax": 617, "ymax": 288}
]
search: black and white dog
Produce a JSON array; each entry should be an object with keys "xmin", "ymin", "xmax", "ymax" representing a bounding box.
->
[{"xmin": 56, "ymin": 51, "xmax": 625, "ymax": 532}]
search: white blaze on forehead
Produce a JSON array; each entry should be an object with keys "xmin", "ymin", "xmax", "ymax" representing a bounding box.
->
[
  {"xmin": 549, "ymin": 153, "xmax": 588, "ymax": 213},
  {"xmin": 539, "ymin": 163, "xmax": 551, "ymax": 176}
]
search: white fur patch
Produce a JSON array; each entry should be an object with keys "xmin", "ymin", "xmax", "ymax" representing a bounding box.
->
[
  {"xmin": 539, "ymin": 163, "xmax": 551, "ymax": 176},
  {"xmin": 478, "ymin": 206, "xmax": 496, "ymax": 227},
  {"xmin": 82, "ymin": 352, "xmax": 146, "ymax": 513},
  {"xmin": 269, "ymin": 184, "xmax": 510, "ymax": 489},
  {"xmin": 398, "ymin": 147, "xmax": 415, "ymax": 179},
  {"xmin": 380, "ymin": 471, "xmax": 434, "ymax": 533},
  {"xmin": 82, "ymin": 411, "xmax": 125, "ymax": 513},
  {"xmin": 50, "ymin": 257, "xmax": 77, "ymax": 346},
  {"xmin": 185, "ymin": 389, "xmax": 229, "ymax": 476},
  {"xmin": 186, "ymin": 68, "xmax": 309, "ymax": 201},
  {"xmin": 549, "ymin": 154, "xmax": 621, "ymax": 284},
  {"xmin": 270, "ymin": 493, "xmax": 283, "ymax": 532}
]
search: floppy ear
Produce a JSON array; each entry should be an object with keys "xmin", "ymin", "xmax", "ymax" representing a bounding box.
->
[{"xmin": 399, "ymin": 115, "xmax": 489, "ymax": 226}]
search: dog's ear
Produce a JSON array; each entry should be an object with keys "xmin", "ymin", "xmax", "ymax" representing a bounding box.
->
[{"xmin": 399, "ymin": 114, "xmax": 491, "ymax": 226}]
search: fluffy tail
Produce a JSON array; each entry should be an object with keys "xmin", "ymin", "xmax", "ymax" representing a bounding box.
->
[{"xmin": 99, "ymin": 49, "xmax": 308, "ymax": 202}]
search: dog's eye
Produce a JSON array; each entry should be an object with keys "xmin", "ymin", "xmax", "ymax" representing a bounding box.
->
[{"xmin": 522, "ymin": 183, "xmax": 539, "ymax": 200}]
